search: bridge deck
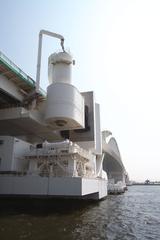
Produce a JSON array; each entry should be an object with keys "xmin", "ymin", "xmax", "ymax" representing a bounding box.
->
[{"xmin": 0, "ymin": 51, "xmax": 45, "ymax": 107}]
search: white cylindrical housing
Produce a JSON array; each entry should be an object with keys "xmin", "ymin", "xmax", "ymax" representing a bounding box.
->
[
  {"xmin": 48, "ymin": 52, "xmax": 73, "ymax": 84},
  {"xmin": 45, "ymin": 82, "xmax": 84, "ymax": 130}
]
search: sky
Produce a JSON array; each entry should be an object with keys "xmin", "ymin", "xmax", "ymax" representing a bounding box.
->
[{"xmin": 1, "ymin": 0, "xmax": 160, "ymax": 182}]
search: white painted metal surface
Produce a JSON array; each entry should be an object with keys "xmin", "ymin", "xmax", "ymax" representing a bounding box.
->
[
  {"xmin": 0, "ymin": 136, "xmax": 30, "ymax": 172},
  {"xmin": 36, "ymin": 30, "xmax": 65, "ymax": 92},
  {"xmin": 25, "ymin": 140, "xmax": 96, "ymax": 178},
  {"xmin": 0, "ymin": 175, "xmax": 107, "ymax": 199},
  {"xmin": 0, "ymin": 136, "xmax": 108, "ymax": 199},
  {"xmin": 48, "ymin": 52, "xmax": 73, "ymax": 84},
  {"xmin": 45, "ymin": 83, "xmax": 84, "ymax": 130},
  {"xmin": 45, "ymin": 49, "xmax": 84, "ymax": 130}
]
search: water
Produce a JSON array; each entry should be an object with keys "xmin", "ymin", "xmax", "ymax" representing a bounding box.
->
[{"xmin": 0, "ymin": 186, "xmax": 160, "ymax": 240}]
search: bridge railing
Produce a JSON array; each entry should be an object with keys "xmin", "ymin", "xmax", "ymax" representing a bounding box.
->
[{"xmin": 0, "ymin": 51, "xmax": 46, "ymax": 96}]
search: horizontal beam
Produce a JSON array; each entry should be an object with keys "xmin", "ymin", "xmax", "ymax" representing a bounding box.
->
[{"xmin": 0, "ymin": 75, "xmax": 23, "ymax": 102}]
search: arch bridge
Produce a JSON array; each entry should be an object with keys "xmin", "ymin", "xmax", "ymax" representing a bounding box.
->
[{"xmin": 102, "ymin": 130, "xmax": 127, "ymax": 193}]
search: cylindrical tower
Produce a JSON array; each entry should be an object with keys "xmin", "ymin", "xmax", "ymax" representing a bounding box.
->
[
  {"xmin": 45, "ymin": 51, "xmax": 84, "ymax": 131},
  {"xmin": 48, "ymin": 52, "xmax": 73, "ymax": 84}
]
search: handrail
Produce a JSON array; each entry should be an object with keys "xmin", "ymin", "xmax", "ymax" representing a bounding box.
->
[{"xmin": 0, "ymin": 50, "xmax": 46, "ymax": 96}]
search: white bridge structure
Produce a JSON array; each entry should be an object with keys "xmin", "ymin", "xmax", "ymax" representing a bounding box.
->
[
  {"xmin": 102, "ymin": 131, "xmax": 127, "ymax": 193},
  {"xmin": 0, "ymin": 31, "xmax": 128, "ymax": 199}
]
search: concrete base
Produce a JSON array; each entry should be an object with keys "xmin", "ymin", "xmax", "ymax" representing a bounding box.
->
[
  {"xmin": 0, "ymin": 175, "xmax": 107, "ymax": 200},
  {"xmin": 108, "ymin": 183, "xmax": 126, "ymax": 194}
]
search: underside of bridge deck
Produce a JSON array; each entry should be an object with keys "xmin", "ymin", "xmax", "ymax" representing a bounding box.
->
[{"xmin": 103, "ymin": 152, "xmax": 124, "ymax": 183}]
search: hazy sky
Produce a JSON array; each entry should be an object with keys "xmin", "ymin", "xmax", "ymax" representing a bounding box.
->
[{"xmin": 1, "ymin": 0, "xmax": 160, "ymax": 181}]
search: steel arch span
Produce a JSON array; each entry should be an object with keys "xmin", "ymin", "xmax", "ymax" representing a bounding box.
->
[{"xmin": 102, "ymin": 130, "xmax": 128, "ymax": 193}]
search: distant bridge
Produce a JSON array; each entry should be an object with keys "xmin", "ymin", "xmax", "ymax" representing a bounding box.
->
[{"xmin": 102, "ymin": 130, "xmax": 127, "ymax": 190}]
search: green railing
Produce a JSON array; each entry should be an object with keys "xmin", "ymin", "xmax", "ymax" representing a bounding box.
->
[{"xmin": 0, "ymin": 51, "xmax": 46, "ymax": 96}]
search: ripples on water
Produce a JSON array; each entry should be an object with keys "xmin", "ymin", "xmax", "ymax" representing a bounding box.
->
[{"xmin": 0, "ymin": 186, "xmax": 160, "ymax": 240}]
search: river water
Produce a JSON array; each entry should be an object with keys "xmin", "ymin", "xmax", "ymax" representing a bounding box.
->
[{"xmin": 0, "ymin": 186, "xmax": 160, "ymax": 240}]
